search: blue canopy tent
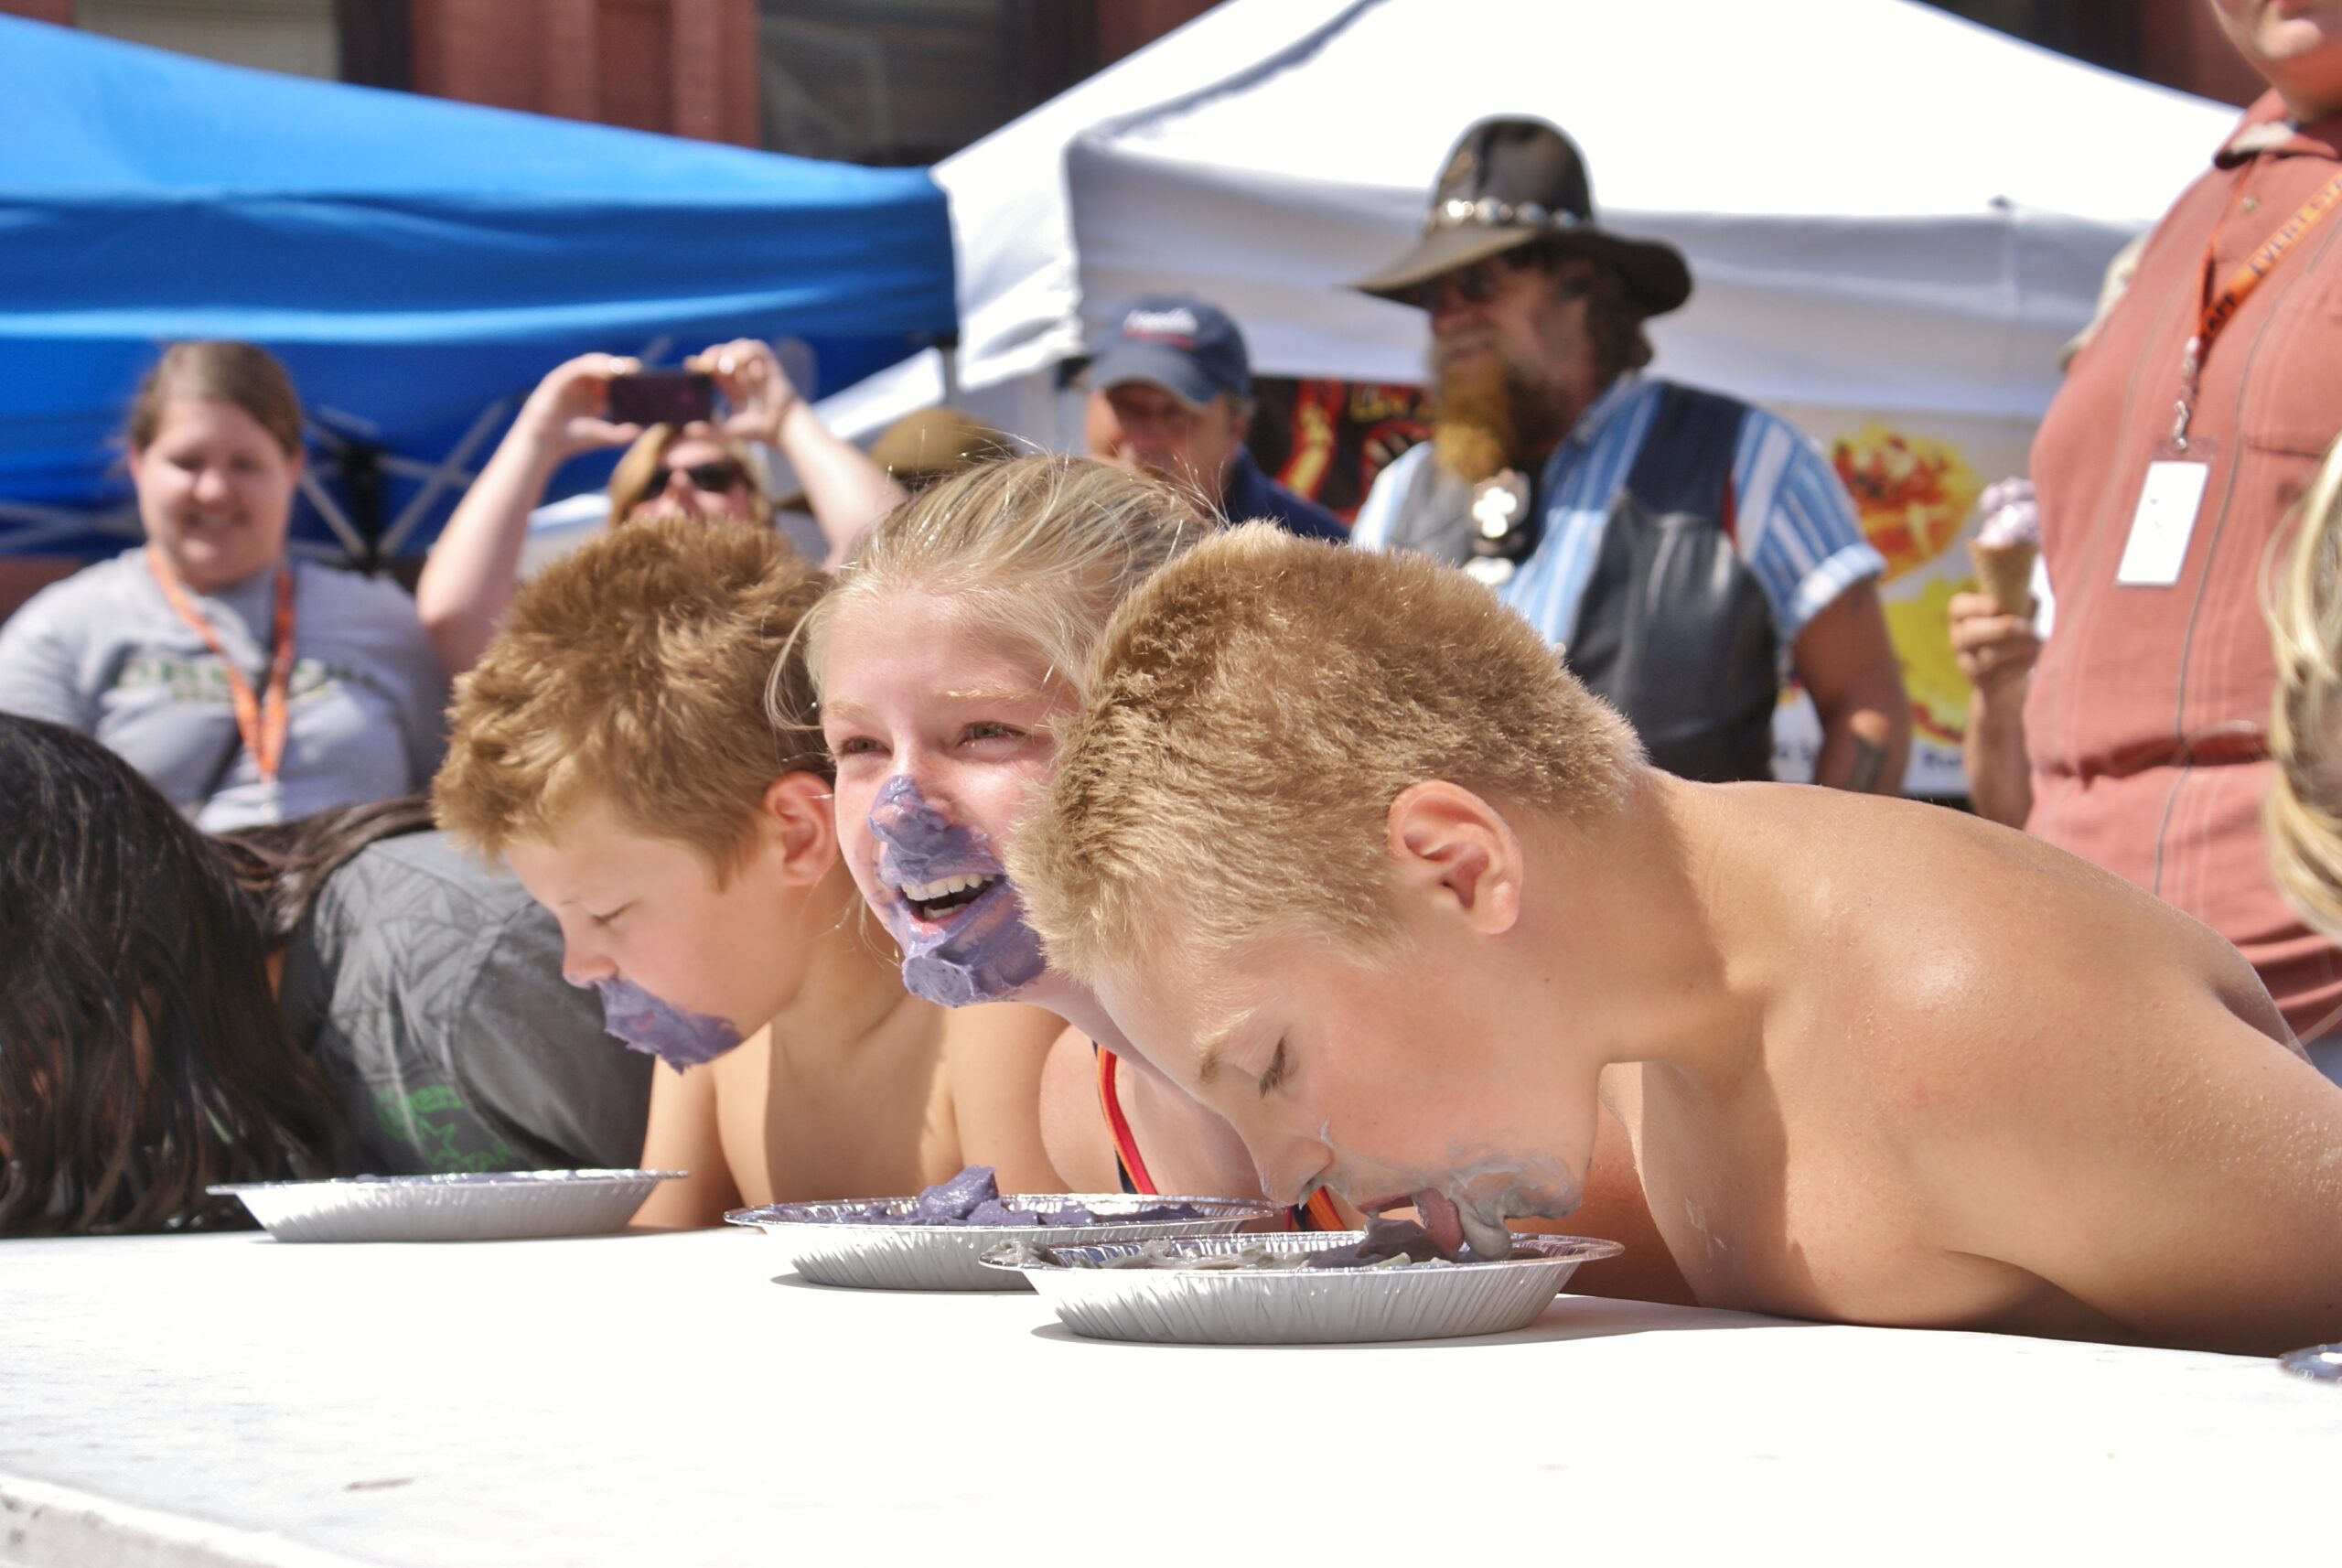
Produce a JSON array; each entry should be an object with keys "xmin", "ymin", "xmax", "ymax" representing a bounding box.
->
[{"xmin": 0, "ymin": 16, "xmax": 956, "ymax": 564}]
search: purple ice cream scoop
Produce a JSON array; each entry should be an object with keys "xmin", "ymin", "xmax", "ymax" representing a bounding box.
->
[
  {"xmin": 866, "ymin": 775, "xmax": 1046, "ymax": 1007},
  {"xmin": 911, "ymin": 1163, "xmax": 998, "ymax": 1221},
  {"xmin": 571, "ymin": 975, "xmax": 742, "ymax": 1072}
]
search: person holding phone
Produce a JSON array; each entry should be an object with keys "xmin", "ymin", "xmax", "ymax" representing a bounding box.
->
[
  {"xmin": 414, "ymin": 338, "xmax": 904, "ymax": 675},
  {"xmin": 0, "ymin": 341, "xmax": 448, "ymax": 830}
]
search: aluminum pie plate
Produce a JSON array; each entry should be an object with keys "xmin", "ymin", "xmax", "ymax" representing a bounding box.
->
[
  {"xmin": 2278, "ymin": 1343, "xmax": 2342, "ymax": 1382},
  {"xmin": 207, "ymin": 1169, "xmax": 684, "ymax": 1242},
  {"xmin": 985, "ymin": 1230, "xmax": 1624, "ymax": 1344},
  {"xmin": 725, "ymin": 1194, "xmax": 1282, "ymax": 1291}
]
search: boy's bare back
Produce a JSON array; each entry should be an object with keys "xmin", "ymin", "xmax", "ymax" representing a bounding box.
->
[{"xmin": 1624, "ymin": 782, "xmax": 2338, "ymax": 1352}]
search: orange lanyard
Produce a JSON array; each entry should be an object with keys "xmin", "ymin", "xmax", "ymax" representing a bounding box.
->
[
  {"xmin": 146, "ymin": 545, "xmax": 296, "ymax": 782},
  {"xmin": 2174, "ymin": 167, "xmax": 2342, "ymax": 449}
]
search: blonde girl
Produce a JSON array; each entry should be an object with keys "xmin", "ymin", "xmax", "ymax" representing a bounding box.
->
[{"xmin": 800, "ymin": 454, "xmax": 1294, "ymax": 1204}]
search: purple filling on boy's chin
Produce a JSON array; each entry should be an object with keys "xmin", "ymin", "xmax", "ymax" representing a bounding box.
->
[
  {"xmin": 866, "ymin": 775, "xmax": 1047, "ymax": 1007},
  {"xmin": 570, "ymin": 975, "xmax": 741, "ymax": 1071}
]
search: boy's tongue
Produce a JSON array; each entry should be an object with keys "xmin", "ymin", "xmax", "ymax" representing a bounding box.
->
[
  {"xmin": 1413, "ymin": 1187, "xmax": 1468, "ymax": 1256},
  {"xmin": 1410, "ymin": 1185, "xmax": 1515, "ymax": 1261}
]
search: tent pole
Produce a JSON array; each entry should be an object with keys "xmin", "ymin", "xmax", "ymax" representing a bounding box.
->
[
  {"xmin": 937, "ymin": 334, "xmax": 961, "ymax": 406},
  {"xmin": 295, "ymin": 469, "xmax": 371, "ymax": 565},
  {"xmin": 379, "ymin": 398, "xmax": 510, "ymax": 557}
]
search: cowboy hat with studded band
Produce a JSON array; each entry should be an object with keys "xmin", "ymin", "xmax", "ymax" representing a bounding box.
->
[{"xmin": 1354, "ymin": 115, "xmax": 1692, "ymax": 318}]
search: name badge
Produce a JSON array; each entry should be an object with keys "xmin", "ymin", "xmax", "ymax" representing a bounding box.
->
[{"xmin": 2115, "ymin": 460, "xmax": 2208, "ymax": 587}]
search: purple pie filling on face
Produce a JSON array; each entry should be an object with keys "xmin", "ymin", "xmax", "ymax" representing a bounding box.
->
[
  {"xmin": 571, "ymin": 975, "xmax": 742, "ymax": 1071},
  {"xmin": 866, "ymin": 775, "xmax": 1046, "ymax": 1007}
]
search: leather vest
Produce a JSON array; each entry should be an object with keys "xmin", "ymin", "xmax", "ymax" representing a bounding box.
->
[{"xmin": 1388, "ymin": 381, "xmax": 1778, "ymax": 782}]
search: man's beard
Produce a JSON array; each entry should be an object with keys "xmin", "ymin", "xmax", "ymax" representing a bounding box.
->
[{"xmin": 1431, "ymin": 350, "xmax": 1565, "ymax": 485}]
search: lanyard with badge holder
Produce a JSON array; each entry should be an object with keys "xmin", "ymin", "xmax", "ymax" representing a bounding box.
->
[
  {"xmin": 145, "ymin": 543, "xmax": 296, "ymax": 810},
  {"xmin": 2120, "ymin": 166, "xmax": 2342, "ymax": 586}
]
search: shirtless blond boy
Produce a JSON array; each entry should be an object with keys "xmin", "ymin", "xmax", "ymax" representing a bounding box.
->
[
  {"xmin": 1011, "ymin": 524, "xmax": 2342, "ymax": 1355},
  {"xmin": 435, "ymin": 518, "xmax": 1062, "ymax": 1226}
]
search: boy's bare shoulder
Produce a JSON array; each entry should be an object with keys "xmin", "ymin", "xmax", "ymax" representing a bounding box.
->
[
  {"xmin": 1732, "ymin": 788, "xmax": 2294, "ymax": 1114},
  {"xmin": 1700, "ymin": 789, "xmax": 2342, "ymax": 1350}
]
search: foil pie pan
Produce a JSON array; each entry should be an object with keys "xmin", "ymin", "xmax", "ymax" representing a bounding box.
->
[
  {"xmin": 208, "ymin": 1169, "xmax": 684, "ymax": 1242},
  {"xmin": 2278, "ymin": 1343, "xmax": 2342, "ymax": 1382},
  {"xmin": 985, "ymin": 1230, "xmax": 1623, "ymax": 1344},
  {"xmin": 725, "ymin": 1194, "xmax": 1280, "ymax": 1291}
]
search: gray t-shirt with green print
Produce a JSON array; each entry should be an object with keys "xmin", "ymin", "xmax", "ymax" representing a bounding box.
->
[
  {"xmin": 278, "ymin": 830, "xmax": 653, "ymax": 1176},
  {"xmin": 0, "ymin": 550, "xmax": 447, "ymax": 832}
]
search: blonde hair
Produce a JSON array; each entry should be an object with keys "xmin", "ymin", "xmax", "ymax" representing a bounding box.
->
[
  {"xmin": 127, "ymin": 341, "xmax": 304, "ymax": 456},
  {"xmin": 797, "ymin": 454, "xmax": 1198, "ymax": 713},
  {"xmin": 605, "ymin": 424, "xmax": 773, "ymax": 528},
  {"xmin": 1010, "ymin": 524, "xmax": 1646, "ymax": 985},
  {"xmin": 2267, "ymin": 430, "xmax": 2342, "ymax": 939},
  {"xmin": 435, "ymin": 516, "xmax": 826, "ymax": 875}
]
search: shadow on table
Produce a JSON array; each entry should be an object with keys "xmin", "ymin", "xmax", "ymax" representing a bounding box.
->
[{"xmin": 1021, "ymin": 1294, "xmax": 1811, "ymax": 1351}]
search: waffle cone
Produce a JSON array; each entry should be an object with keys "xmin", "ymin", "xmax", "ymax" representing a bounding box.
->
[{"xmin": 1969, "ymin": 539, "xmax": 2038, "ymax": 618}]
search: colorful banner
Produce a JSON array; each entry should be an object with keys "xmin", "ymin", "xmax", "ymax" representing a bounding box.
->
[
  {"xmin": 1248, "ymin": 377, "xmax": 1433, "ymax": 522},
  {"xmin": 1768, "ymin": 405, "xmax": 2037, "ymax": 800}
]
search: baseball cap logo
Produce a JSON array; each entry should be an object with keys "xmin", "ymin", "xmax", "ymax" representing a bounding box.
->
[{"xmin": 1123, "ymin": 306, "xmax": 1200, "ymax": 343}]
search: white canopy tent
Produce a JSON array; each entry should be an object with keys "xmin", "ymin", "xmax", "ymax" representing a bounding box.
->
[
  {"xmin": 819, "ymin": 0, "xmax": 2237, "ymax": 446},
  {"xmin": 797, "ymin": 0, "xmax": 2241, "ymax": 795}
]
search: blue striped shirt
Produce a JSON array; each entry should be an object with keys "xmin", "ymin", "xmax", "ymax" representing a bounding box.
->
[{"xmin": 1352, "ymin": 374, "xmax": 1884, "ymax": 660}]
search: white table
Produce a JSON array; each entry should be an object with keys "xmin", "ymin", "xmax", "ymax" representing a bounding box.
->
[{"xmin": 3, "ymin": 1229, "xmax": 2335, "ymax": 1566}]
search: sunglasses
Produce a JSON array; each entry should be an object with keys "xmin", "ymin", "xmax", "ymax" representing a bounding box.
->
[
  {"xmin": 1406, "ymin": 257, "xmax": 1513, "ymax": 313},
  {"xmin": 1406, "ymin": 252, "xmax": 1595, "ymax": 314},
  {"xmin": 646, "ymin": 458, "xmax": 747, "ymax": 496}
]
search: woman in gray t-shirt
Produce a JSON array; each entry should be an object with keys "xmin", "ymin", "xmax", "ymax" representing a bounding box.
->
[{"xmin": 0, "ymin": 342, "xmax": 447, "ymax": 831}]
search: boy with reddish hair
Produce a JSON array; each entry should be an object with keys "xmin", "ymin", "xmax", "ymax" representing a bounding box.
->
[{"xmin": 436, "ymin": 517, "xmax": 1061, "ymax": 1224}]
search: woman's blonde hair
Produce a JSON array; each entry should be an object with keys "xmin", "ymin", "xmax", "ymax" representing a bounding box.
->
[
  {"xmin": 126, "ymin": 341, "xmax": 305, "ymax": 457},
  {"xmin": 2268, "ymin": 432, "xmax": 2342, "ymax": 940},
  {"xmin": 605, "ymin": 424, "xmax": 773, "ymax": 528},
  {"xmin": 795, "ymin": 455, "xmax": 1198, "ymax": 714}
]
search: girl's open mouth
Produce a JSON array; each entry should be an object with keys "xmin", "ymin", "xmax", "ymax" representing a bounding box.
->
[{"xmin": 897, "ymin": 872, "xmax": 1004, "ymax": 929}]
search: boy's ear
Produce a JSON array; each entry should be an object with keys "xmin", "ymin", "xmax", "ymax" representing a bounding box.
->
[
  {"xmin": 757, "ymin": 771, "xmax": 839, "ymax": 884},
  {"xmin": 1384, "ymin": 781, "xmax": 1523, "ymax": 937}
]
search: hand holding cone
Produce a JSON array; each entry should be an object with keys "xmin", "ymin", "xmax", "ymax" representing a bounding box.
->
[{"xmin": 1969, "ymin": 538, "xmax": 2038, "ymax": 618}]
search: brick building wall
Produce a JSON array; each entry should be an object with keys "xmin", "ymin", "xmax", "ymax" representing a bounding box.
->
[
  {"xmin": 0, "ymin": 3, "xmax": 2282, "ymax": 145},
  {"xmin": 0, "ymin": 0, "xmax": 757, "ymax": 145},
  {"xmin": 2135, "ymin": 0, "xmax": 2268, "ymax": 107},
  {"xmin": 410, "ymin": 0, "xmax": 757, "ymax": 145}
]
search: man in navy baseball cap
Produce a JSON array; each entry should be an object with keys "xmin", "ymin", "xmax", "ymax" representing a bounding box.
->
[{"xmin": 1081, "ymin": 293, "xmax": 1347, "ymax": 542}]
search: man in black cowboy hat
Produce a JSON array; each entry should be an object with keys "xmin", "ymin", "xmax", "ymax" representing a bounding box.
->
[{"xmin": 1351, "ymin": 116, "xmax": 1908, "ymax": 790}]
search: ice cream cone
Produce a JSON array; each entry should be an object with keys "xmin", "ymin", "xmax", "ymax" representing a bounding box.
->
[{"xmin": 1969, "ymin": 538, "xmax": 2038, "ymax": 618}]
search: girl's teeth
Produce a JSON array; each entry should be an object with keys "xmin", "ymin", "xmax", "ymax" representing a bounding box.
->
[{"xmin": 901, "ymin": 874, "xmax": 991, "ymax": 902}]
